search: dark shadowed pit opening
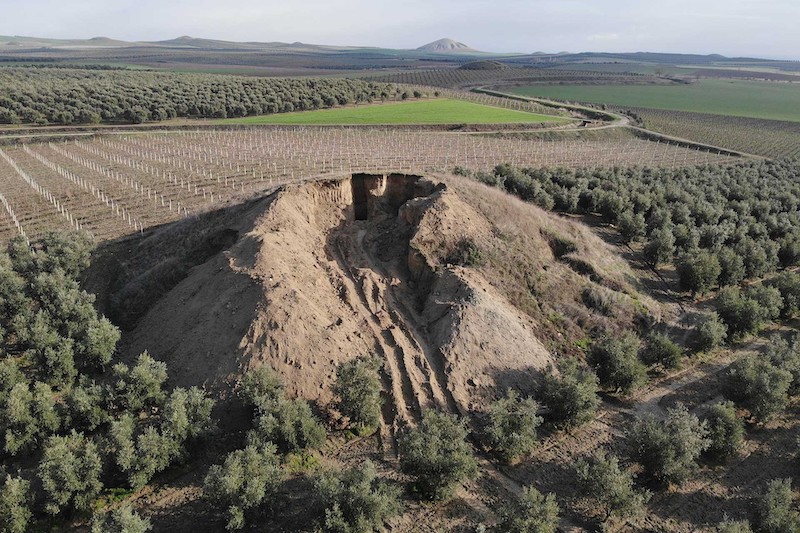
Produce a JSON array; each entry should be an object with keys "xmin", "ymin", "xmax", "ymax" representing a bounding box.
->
[{"xmin": 351, "ymin": 173, "xmax": 375, "ymax": 220}]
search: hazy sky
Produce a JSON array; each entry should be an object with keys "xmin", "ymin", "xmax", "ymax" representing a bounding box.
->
[{"xmin": 1, "ymin": 0, "xmax": 798, "ymax": 59}]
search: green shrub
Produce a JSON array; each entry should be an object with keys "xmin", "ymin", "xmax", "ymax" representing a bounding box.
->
[
  {"xmin": 539, "ymin": 359, "xmax": 599, "ymax": 428},
  {"xmin": 0, "ymin": 475, "xmax": 31, "ymax": 533},
  {"xmin": 716, "ymin": 287, "xmax": 768, "ymax": 339},
  {"xmin": 315, "ymin": 460, "xmax": 401, "ymax": 533},
  {"xmin": 485, "ymin": 389, "xmax": 542, "ymax": 463},
  {"xmin": 722, "ymin": 356, "xmax": 791, "ymax": 423},
  {"xmin": 247, "ymin": 398, "xmax": 326, "ymax": 453},
  {"xmin": 704, "ymin": 401, "xmax": 744, "ymax": 462},
  {"xmin": 575, "ymin": 451, "xmax": 650, "ymax": 523},
  {"xmin": 65, "ymin": 376, "xmax": 107, "ymax": 432},
  {"xmin": 588, "ymin": 333, "xmax": 647, "ymax": 395},
  {"xmin": 756, "ymin": 478, "xmax": 800, "ymax": 533},
  {"xmin": 643, "ymin": 228, "xmax": 676, "ymax": 267},
  {"xmin": 641, "ymin": 333, "xmax": 683, "ymax": 369},
  {"xmin": 38, "ymin": 431, "xmax": 103, "ymax": 515},
  {"xmin": 497, "ymin": 486, "xmax": 560, "ymax": 533},
  {"xmin": 333, "ymin": 356, "xmax": 383, "ymax": 433},
  {"xmin": 625, "ymin": 404, "xmax": 709, "ymax": 486},
  {"xmin": 766, "ymin": 334, "xmax": 800, "ymax": 394},
  {"xmin": 2, "ymin": 381, "xmax": 60, "ymax": 456},
  {"xmin": 204, "ymin": 444, "xmax": 283, "ymax": 531},
  {"xmin": 717, "ymin": 248, "xmax": 746, "ymax": 287},
  {"xmin": 240, "ymin": 365, "xmax": 284, "ymax": 412},
  {"xmin": 767, "ymin": 272, "xmax": 800, "ymax": 319},
  {"xmin": 617, "ymin": 210, "xmax": 646, "ymax": 243},
  {"xmin": 398, "ymin": 411, "xmax": 477, "ymax": 500},
  {"xmin": 716, "ymin": 518, "xmax": 753, "ymax": 533},
  {"xmin": 110, "ymin": 352, "xmax": 168, "ymax": 412},
  {"xmin": 91, "ymin": 505, "xmax": 152, "ymax": 533},
  {"xmin": 694, "ymin": 312, "xmax": 728, "ymax": 351},
  {"xmin": 677, "ymin": 251, "xmax": 721, "ymax": 296}
]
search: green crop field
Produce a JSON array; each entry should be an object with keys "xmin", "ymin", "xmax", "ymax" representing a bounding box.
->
[
  {"xmin": 510, "ymin": 79, "xmax": 800, "ymax": 122},
  {"xmin": 217, "ymin": 99, "xmax": 568, "ymax": 125}
]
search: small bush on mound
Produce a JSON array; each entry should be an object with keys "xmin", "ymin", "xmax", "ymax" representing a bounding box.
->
[
  {"xmin": 641, "ymin": 333, "xmax": 683, "ymax": 369},
  {"xmin": 575, "ymin": 451, "xmax": 650, "ymax": 523},
  {"xmin": 91, "ymin": 505, "xmax": 152, "ymax": 533},
  {"xmin": 204, "ymin": 444, "xmax": 283, "ymax": 531},
  {"xmin": 240, "ymin": 365, "xmax": 284, "ymax": 411},
  {"xmin": 333, "ymin": 356, "xmax": 383, "ymax": 434},
  {"xmin": 497, "ymin": 486, "xmax": 560, "ymax": 533},
  {"xmin": 398, "ymin": 410, "xmax": 477, "ymax": 501},
  {"xmin": 315, "ymin": 460, "xmax": 401, "ymax": 533},
  {"xmin": 247, "ymin": 398, "xmax": 326, "ymax": 453},
  {"xmin": 581, "ymin": 285, "xmax": 617, "ymax": 316},
  {"xmin": 625, "ymin": 404, "xmax": 709, "ymax": 486},
  {"xmin": 588, "ymin": 333, "xmax": 647, "ymax": 395},
  {"xmin": 446, "ymin": 237, "xmax": 484, "ymax": 267},
  {"xmin": 0, "ymin": 475, "xmax": 31, "ymax": 533},
  {"xmin": 484, "ymin": 389, "xmax": 542, "ymax": 463},
  {"xmin": 716, "ymin": 518, "xmax": 753, "ymax": 533},
  {"xmin": 722, "ymin": 356, "xmax": 791, "ymax": 424},
  {"xmin": 756, "ymin": 478, "xmax": 800, "ymax": 533},
  {"xmin": 694, "ymin": 312, "xmax": 727, "ymax": 352},
  {"xmin": 704, "ymin": 401, "xmax": 745, "ymax": 462},
  {"xmin": 240, "ymin": 365, "xmax": 326, "ymax": 453},
  {"xmin": 539, "ymin": 358, "xmax": 599, "ymax": 428},
  {"xmin": 109, "ymin": 351, "xmax": 168, "ymax": 413}
]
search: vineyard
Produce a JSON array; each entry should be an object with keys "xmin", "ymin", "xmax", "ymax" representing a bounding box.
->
[
  {"xmin": 364, "ymin": 67, "xmax": 657, "ymax": 90},
  {"xmin": 625, "ymin": 107, "xmax": 800, "ymax": 158},
  {"xmin": 0, "ymin": 128, "xmax": 735, "ymax": 243}
]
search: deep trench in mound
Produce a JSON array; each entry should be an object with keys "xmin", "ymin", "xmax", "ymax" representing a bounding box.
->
[
  {"xmin": 326, "ymin": 174, "xmax": 461, "ymax": 428},
  {"xmin": 102, "ymin": 172, "xmax": 663, "ymax": 439}
]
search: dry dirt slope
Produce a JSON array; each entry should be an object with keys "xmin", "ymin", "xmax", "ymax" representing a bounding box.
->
[{"xmin": 90, "ymin": 172, "xmax": 662, "ymax": 428}]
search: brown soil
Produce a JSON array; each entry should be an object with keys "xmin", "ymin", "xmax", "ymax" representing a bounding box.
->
[{"xmin": 87, "ymin": 172, "xmax": 674, "ymax": 531}]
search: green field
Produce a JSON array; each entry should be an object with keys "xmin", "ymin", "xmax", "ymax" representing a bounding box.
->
[
  {"xmin": 218, "ymin": 99, "xmax": 568, "ymax": 125},
  {"xmin": 510, "ymin": 79, "xmax": 800, "ymax": 122}
]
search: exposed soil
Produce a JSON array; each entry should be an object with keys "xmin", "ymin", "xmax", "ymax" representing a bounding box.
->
[{"xmin": 89, "ymin": 172, "xmax": 772, "ymax": 532}]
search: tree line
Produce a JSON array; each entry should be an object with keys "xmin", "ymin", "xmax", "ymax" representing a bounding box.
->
[
  {"xmin": 0, "ymin": 67, "xmax": 401, "ymax": 125},
  {"xmin": 0, "ymin": 233, "xmax": 214, "ymax": 532}
]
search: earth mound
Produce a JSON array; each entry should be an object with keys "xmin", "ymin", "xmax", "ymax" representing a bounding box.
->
[
  {"xmin": 89, "ymin": 173, "xmax": 660, "ymax": 429},
  {"xmin": 417, "ymin": 38, "xmax": 476, "ymax": 54}
]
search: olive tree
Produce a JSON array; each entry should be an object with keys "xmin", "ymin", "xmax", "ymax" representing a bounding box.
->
[
  {"xmin": 333, "ymin": 356, "xmax": 383, "ymax": 434},
  {"xmin": 315, "ymin": 460, "xmax": 401, "ymax": 533},
  {"xmin": 38, "ymin": 432, "xmax": 103, "ymax": 515},
  {"xmin": 398, "ymin": 411, "xmax": 477, "ymax": 500},
  {"xmin": 484, "ymin": 389, "xmax": 542, "ymax": 463},
  {"xmin": 575, "ymin": 451, "xmax": 650, "ymax": 523},
  {"xmin": 0, "ymin": 475, "xmax": 31, "ymax": 533},
  {"xmin": 588, "ymin": 333, "xmax": 647, "ymax": 395},
  {"xmin": 497, "ymin": 486, "xmax": 560, "ymax": 533},
  {"xmin": 91, "ymin": 505, "xmax": 152, "ymax": 533},
  {"xmin": 204, "ymin": 444, "xmax": 283, "ymax": 531},
  {"xmin": 625, "ymin": 404, "xmax": 709, "ymax": 486},
  {"xmin": 539, "ymin": 358, "xmax": 599, "ymax": 428}
]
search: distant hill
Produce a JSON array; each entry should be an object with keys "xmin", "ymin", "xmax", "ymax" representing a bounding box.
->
[{"xmin": 417, "ymin": 38, "xmax": 477, "ymax": 54}]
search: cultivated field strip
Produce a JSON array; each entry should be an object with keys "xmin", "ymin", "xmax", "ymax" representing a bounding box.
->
[{"xmin": 0, "ymin": 129, "xmax": 734, "ymax": 243}]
